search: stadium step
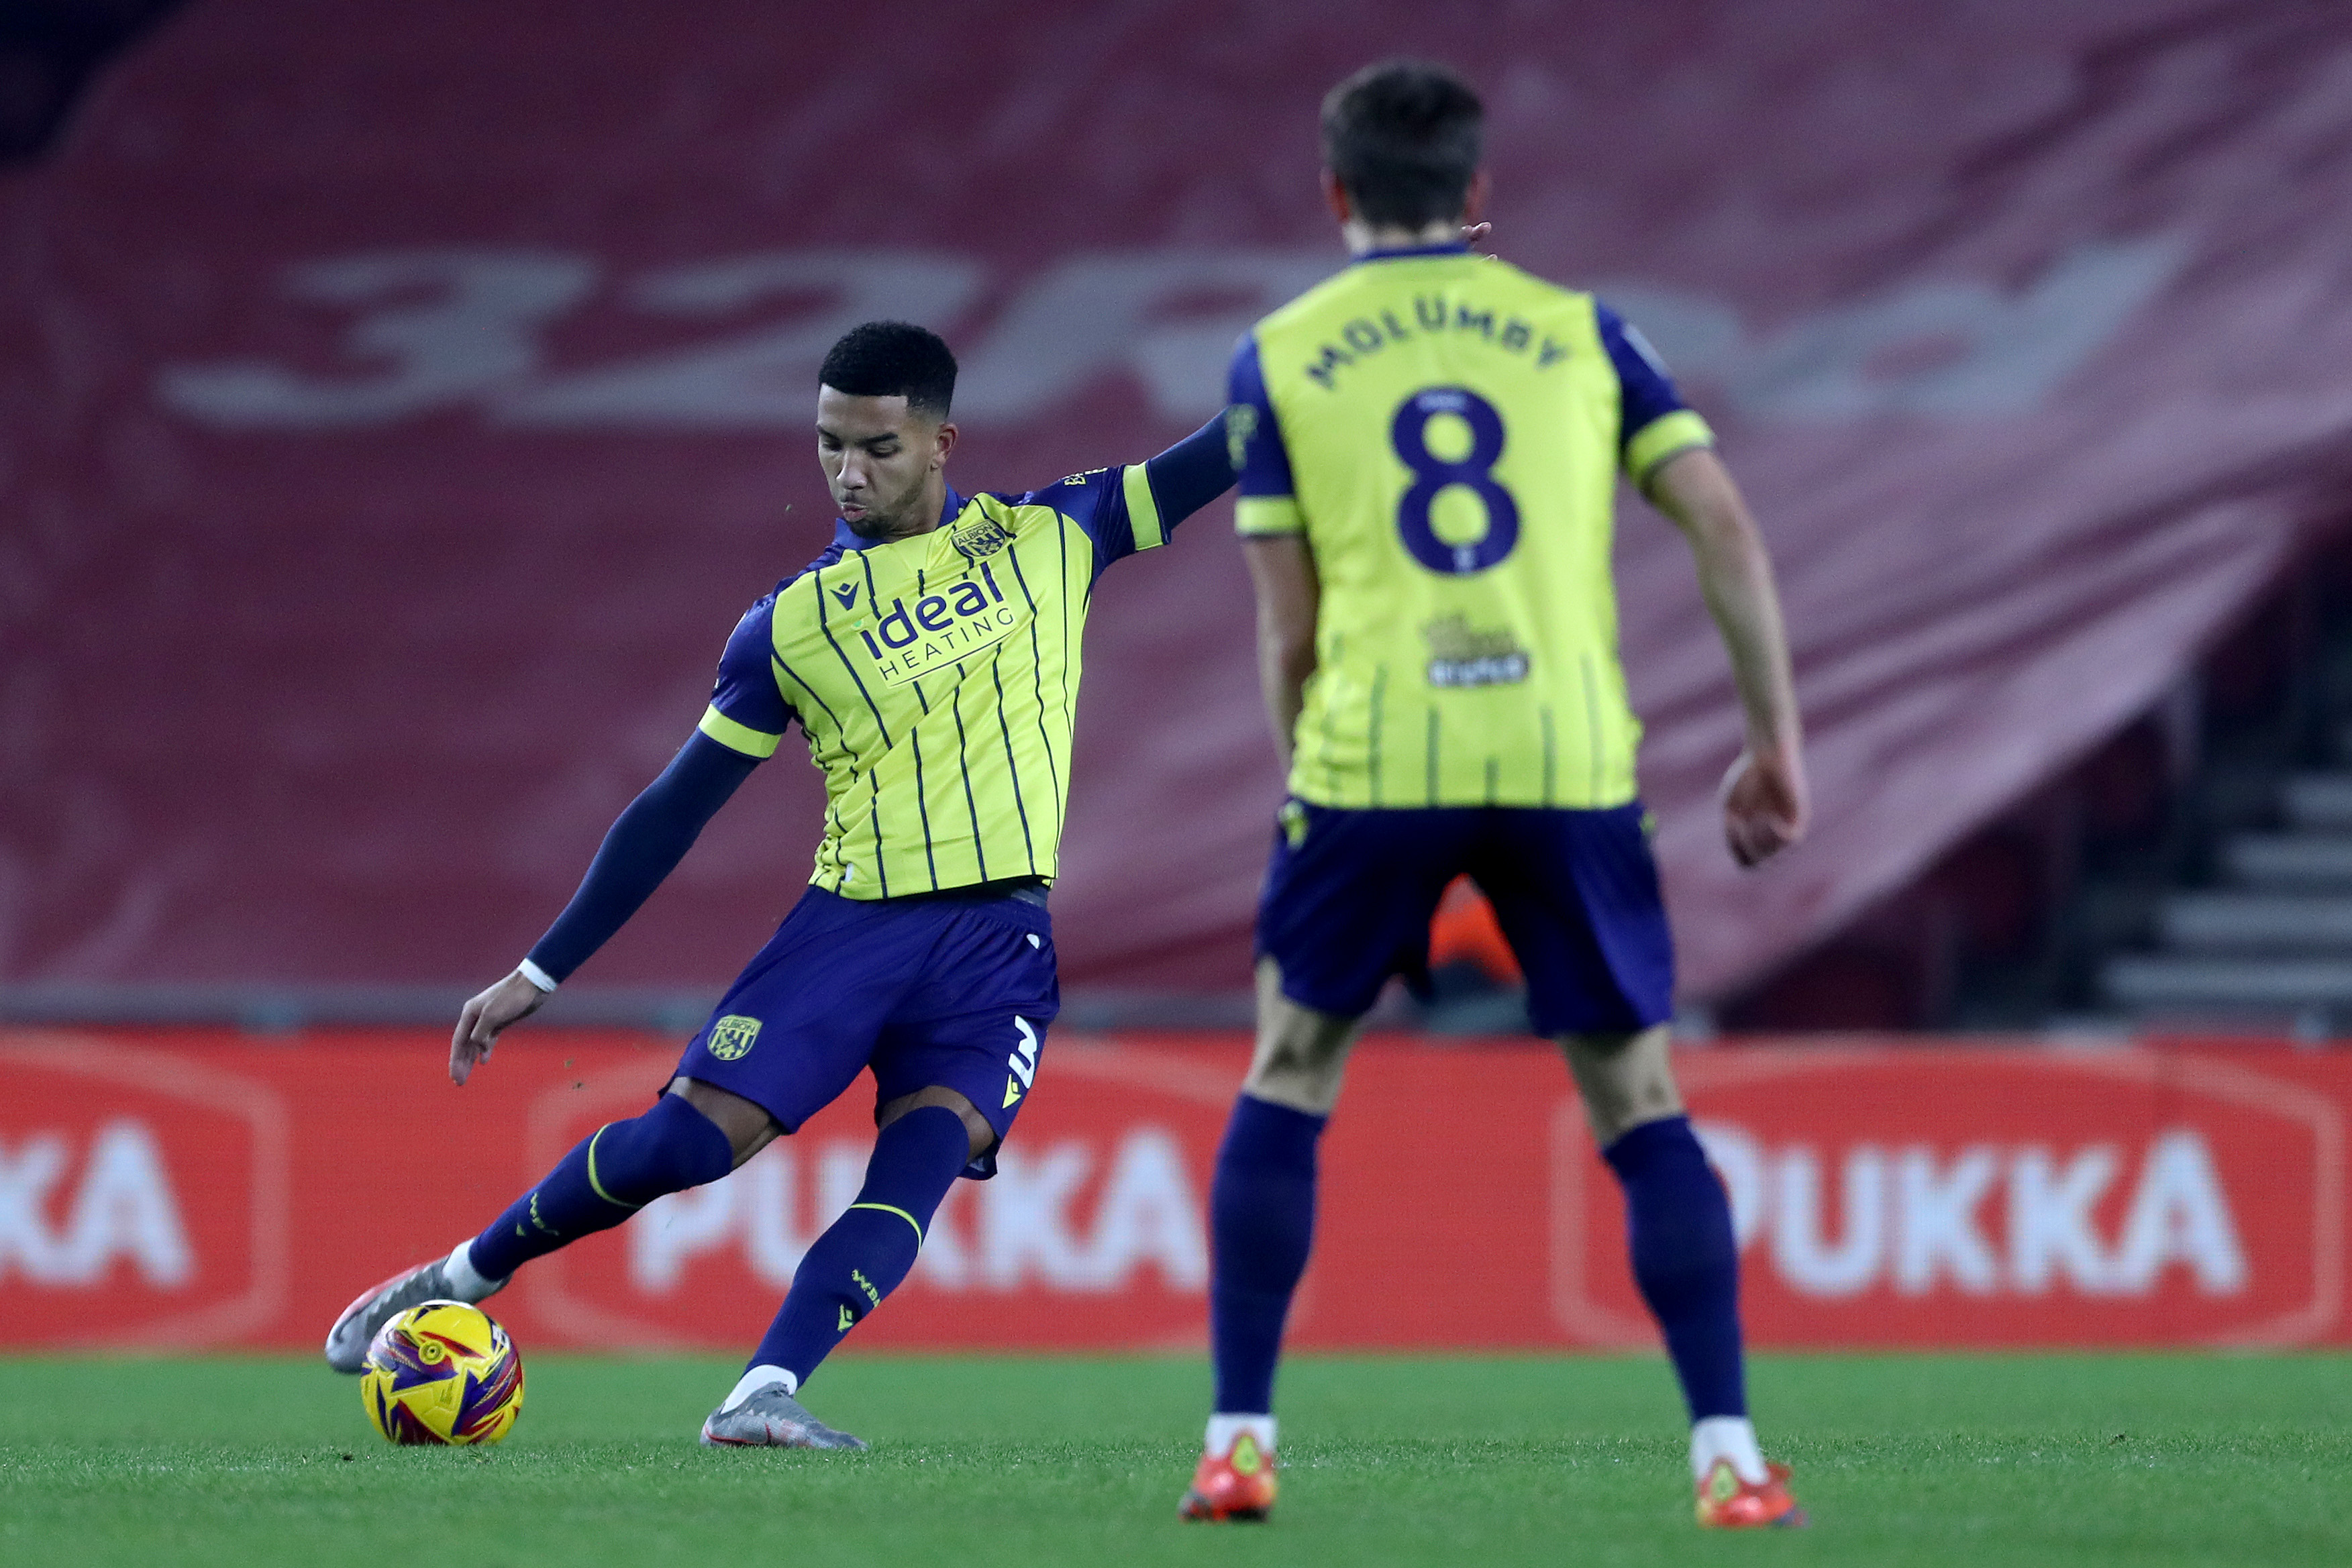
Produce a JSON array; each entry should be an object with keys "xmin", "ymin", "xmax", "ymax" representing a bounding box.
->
[
  {"xmin": 2100, "ymin": 774, "xmax": 2352, "ymax": 1021},
  {"xmin": 2157, "ymin": 892, "xmax": 2352, "ymax": 952},
  {"xmin": 2283, "ymin": 773, "xmax": 2352, "ymax": 830},
  {"xmin": 2216, "ymin": 833, "xmax": 2352, "ymax": 890},
  {"xmin": 2102, "ymin": 954, "xmax": 2352, "ymax": 1011}
]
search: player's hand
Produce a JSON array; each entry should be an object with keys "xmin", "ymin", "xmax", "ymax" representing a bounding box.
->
[
  {"xmin": 450, "ymin": 970, "xmax": 548, "ymax": 1086},
  {"xmin": 1462, "ymin": 220, "xmax": 1494, "ymax": 256},
  {"xmin": 1720, "ymin": 744, "xmax": 1808, "ymax": 869}
]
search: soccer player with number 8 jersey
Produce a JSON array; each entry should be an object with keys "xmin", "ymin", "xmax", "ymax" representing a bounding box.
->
[{"xmin": 1180, "ymin": 62, "xmax": 1812, "ymax": 1528}]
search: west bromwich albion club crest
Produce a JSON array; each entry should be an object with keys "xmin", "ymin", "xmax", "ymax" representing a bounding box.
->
[
  {"xmin": 950, "ymin": 515, "xmax": 1010, "ymax": 560},
  {"xmin": 705, "ymin": 1014, "xmax": 762, "ymax": 1061}
]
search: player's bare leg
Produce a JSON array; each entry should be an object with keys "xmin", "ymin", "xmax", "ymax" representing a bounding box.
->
[
  {"xmin": 1558, "ymin": 1026, "xmax": 1804, "ymax": 1528},
  {"xmin": 668, "ymin": 1076, "xmax": 784, "ymax": 1167},
  {"xmin": 1242, "ymin": 956, "xmax": 1366, "ymax": 1116},
  {"xmin": 1181, "ymin": 960, "xmax": 1365, "ymax": 1521},
  {"xmin": 876, "ymin": 1083, "xmax": 997, "ymax": 1147},
  {"xmin": 325, "ymin": 1078, "xmax": 770, "ymax": 1372},
  {"xmin": 1555, "ymin": 1023, "xmax": 1683, "ymax": 1145}
]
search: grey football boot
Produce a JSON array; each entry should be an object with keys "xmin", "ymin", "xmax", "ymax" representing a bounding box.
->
[
  {"xmin": 323, "ymin": 1244, "xmax": 507, "ymax": 1373},
  {"xmin": 701, "ymin": 1384, "xmax": 869, "ymax": 1450}
]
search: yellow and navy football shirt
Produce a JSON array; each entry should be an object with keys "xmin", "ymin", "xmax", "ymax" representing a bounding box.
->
[
  {"xmin": 1229, "ymin": 243, "xmax": 1712, "ymax": 811},
  {"xmin": 699, "ymin": 459, "xmax": 1195, "ymax": 898}
]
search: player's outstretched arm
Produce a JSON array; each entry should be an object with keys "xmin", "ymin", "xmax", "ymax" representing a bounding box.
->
[
  {"xmin": 1139, "ymin": 413, "xmax": 1237, "ymax": 537},
  {"xmin": 447, "ymin": 729, "xmax": 761, "ymax": 1084},
  {"xmin": 1064, "ymin": 413, "xmax": 1235, "ymax": 576},
  {"xmin": 1645, "ymin": 448, "xmax": 1808, "ymax": 868}
]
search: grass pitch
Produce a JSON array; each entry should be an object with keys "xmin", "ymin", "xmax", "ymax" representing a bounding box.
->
[{"xmin": 0, "ymin": 1352, "xmax": 2345, "ymax": 1567}]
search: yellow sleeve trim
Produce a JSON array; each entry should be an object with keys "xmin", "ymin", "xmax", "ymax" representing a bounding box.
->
[
  {"xmin": 1625, "ymin": 409, "xmax": 1714, "ymax": 484},
  {"xmin": 697, "ymin": 704, "xmax": 782, "ymax": 759},
  {"xmin": 1122, "ymin": 463, "xmax": 1164, "ymax": 552},
  {"xmin": 1235, "ymin": 496, "xmax": 1305, "ymax": 537}
]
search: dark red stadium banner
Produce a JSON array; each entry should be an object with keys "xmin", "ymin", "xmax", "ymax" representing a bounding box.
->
[
  {"xmin": 1, "ymin": 1030, "xmax": 2346, "ymax": 1353},
  {"xmin": 11, "ymin": 1, "xmax": 2352, "ymax": 1005}
]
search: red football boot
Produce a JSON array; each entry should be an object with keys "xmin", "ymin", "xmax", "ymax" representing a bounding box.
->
[
  {"xmin": 1178, "ymin": 1431, "xmax": 1278, "ymax": 1522},
  {"xmin": 1694, "ymin": 1457, "xmax": 1807, "ymax": 1528}
]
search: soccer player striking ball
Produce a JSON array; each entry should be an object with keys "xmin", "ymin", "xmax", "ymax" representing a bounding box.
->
[
  {"xmin": 325, "ymin": 321, "xmax": 1234, "ymax": 1448},
  {"xmin": 1180, "ymin": 63, "xmax": 1810, "ymax": 1528}
]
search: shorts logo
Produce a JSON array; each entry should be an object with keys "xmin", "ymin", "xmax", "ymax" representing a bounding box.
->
[
  {"xmin": 705, "ymin": 1014, "xmax": 762, "ymax": 1061},
  {"xmin": 1004, "ymin": 1016, "xmax": 1041, "ymax": 1108},
  {"xmin": 1278, "ymin": 799, "xmax": 1309, "ymax": 849}
]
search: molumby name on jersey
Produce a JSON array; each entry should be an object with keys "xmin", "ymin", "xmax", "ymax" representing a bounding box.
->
[
  {"xmin": 1302, "ymin": 295, "xmax": 1576, "ymax": 390},
  {"xmin": 855, "ymin": 569, "xmax": 1022, "ymax": 686}
]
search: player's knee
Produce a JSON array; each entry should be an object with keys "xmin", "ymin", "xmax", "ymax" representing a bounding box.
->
[
  {"xmin": 1556, "ymin": 1026, "xmax": 1682, "ymax": 1145},
  {"xmin": 1244, "ymin": 961, "xmax": 1360, "ymax": 1112},
  {"xmin": 1244, "ymin": 1028, "xmax": 1351, "ymax": 1114},
  {"xmin": 567, "ymin": 1091, "xmax": 739, "ymax": 1208},
  {"xmin": 878, "ymin": 1086, "xmax": 993, "ymax": 1163},
  {"xmin": 666, "ymin": 1076, "xmax": 781, "ymax": 1165}
]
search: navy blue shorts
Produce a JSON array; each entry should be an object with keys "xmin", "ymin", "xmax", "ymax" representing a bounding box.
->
[
  {"xmin": 1256, "ymin": 801, "xmax": 1674, "ymax": 1035},
  {"xmin": 674, "ymin": 885, "xmax": 1058, "ymax": 1178}
]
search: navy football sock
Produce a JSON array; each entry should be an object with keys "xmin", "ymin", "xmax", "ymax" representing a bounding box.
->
[
  {"xmin": 750, "ymin": 1104, "xmax": 970, "ymax": 1386},
  {"xmin": 1209, "ymin": 1094, "xmax": 1326, "ymax": 1415},
  {"xmin": 467, "ymin": 1093, "xmax": 735, "ymax": 1282},
  {"xmin": 1602, "ymin": 1114, "xmax": 1746, "ymax": 1420}
]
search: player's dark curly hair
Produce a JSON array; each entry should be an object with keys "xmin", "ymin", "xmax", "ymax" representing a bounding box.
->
[
  {"xmin": 1321, "ymin": 60, "xmax": 1483, "ymax": 229},
  {"xmin": 818, "ymin": 321, "xmax": 958, "ymax": 419}
]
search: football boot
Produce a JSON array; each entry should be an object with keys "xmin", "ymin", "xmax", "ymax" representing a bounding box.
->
[
  {"xmin": 1694, "ymin": 1457, "xmax": 1807, "ymax": 1529},
  {"xmin": 325, "ymin": 1252, "xmax": 505, "ymax": 1374},
  {"xmin": 1178, "ymin": 1431, "xmax": 1278, "ymax": 1522},
  {"xmin": 700, "ymin": 1385, "xmax": 868, "ymax": 1450}
]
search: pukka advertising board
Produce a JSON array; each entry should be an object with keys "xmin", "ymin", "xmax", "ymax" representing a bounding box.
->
[{"xmin": 0, "ymin": 1030, "xmax": 2343, "ymax": 1353}]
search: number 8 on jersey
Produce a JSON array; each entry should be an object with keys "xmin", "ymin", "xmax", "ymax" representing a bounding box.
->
[{"xmin": 1390, "ymin": 386, "xmax": 1519, "ymax": 576}]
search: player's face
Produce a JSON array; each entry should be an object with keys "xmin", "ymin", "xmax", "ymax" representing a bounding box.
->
[{"xmin": 816, "ymin": 387, "xmax": 957, "ymax": 541}]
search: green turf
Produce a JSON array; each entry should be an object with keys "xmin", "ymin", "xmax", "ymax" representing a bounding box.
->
[{"xmin": 0, "ymin": 1352, "xmax": 2345, "ymax": 1566}]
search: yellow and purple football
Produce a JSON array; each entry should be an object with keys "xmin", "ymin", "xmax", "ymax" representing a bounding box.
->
[{"xmin": 360, "ymin": 1300, "xmax": 525, "ymax": 1446}]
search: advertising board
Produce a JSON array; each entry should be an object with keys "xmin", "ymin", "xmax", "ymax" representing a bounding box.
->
[{"xmin": 1, "ymin": 1030, "xmax": 2342, "ymax": 1352}]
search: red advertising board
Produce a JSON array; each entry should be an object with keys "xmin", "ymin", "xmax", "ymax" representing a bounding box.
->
[
  {"xmin": 0, "ymin": 1029, "xmax": 2345, "ymax": 1353},
  {"xmin": 1561, "ymin": 1051, "xmax": 2341, "ymax": 1349},
  {"xmin": 0, "ymin": 1041, "xmax": 288, "ymax": 1347}
]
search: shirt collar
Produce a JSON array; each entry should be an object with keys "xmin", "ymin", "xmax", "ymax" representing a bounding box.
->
[
  {"xmin": 830, "ymin": 486, "xmax": 964, "ymax": 550},
  {"xmin": 1352, "ymin": 241, "xmax": 1472, "ymax": 265}
]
